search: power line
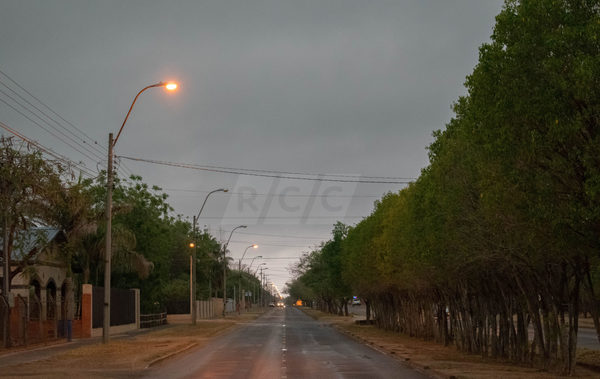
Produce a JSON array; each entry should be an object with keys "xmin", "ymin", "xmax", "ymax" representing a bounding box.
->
[
  {"xmin": 0, "ymin": 68, "xmax": 107, "ymax": 153},
  {"xmin": 235, "ymin": 230, "xmax": 327, "ymax": 240},
  {"xmin": 188, "ymin": 216, "xmax": 364, "ymax": 219},
  {"xmin": 122, "ymin": 154, "xmax": 413, "ymax": 180},
  {"xmin": 0, "ymin": 121, "xmax": 96, "ymax": 178},
  {"xmin": 0, "ymin": 120, "xmax": 97, "ymax": 178},
  {"xmin": 0, "ymin": 97, "xmax": 100, "ymax": 163},
  {"xmin": 163, "ymin": 187, "xmax": 382, "ymax": 199},
  {"xmin": 117, "ymin": 155, "xmax": 414, "ymax": 184},
  {"xmin": 219, "ymin": 228, "xmax": 327, "ymax": 241},
  {"xmin": 0, "ymin": 85, "xmax": 105, "ymax": 162},
  {"xmin": 230, "ymin": 240, "xmax": 314, "ymax": 248},
  {"xmin": 261, "ymin": 257, "xmax": 304, "ymax": 260}
]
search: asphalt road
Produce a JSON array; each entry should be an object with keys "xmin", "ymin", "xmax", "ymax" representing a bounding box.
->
[
  {"xmin": 144, "ymin": 307, "xmax": 429, "ymax": 379},
  {"xmin": 577, "ymin": 328, "xmax": 600, "ymax": 350}
]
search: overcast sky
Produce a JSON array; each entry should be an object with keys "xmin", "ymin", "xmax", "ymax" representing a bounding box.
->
[{"xmin": 1, "ymin": 0, "xmax": 504, "ymax": 292}]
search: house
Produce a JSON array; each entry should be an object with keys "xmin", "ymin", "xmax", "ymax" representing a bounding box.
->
[{"xmin": 0, "ymin": 227, "xmax": 70, "ymax": 324}]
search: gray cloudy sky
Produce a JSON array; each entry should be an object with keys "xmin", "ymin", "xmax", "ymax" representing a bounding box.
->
[{"xmin": 1, "ymin": 0, "xmax": 504, "ymax": 291}]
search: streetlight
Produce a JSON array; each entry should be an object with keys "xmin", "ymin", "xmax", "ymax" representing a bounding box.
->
[
  {"xmin": 248, "ymin": 259, "xmax": 263, "ymax": 305},
  {"xmin": 190, "ymin": 188, "xmax": 228, "ymax": 324},
  {"xmin": 259, "ymin": 267, "xmax": 268, "ymax": 307},
  {"xmin": 104, "ymin": 81, "xmax": 177, "ymax": 344},
  {"xmin": 222, "ymin": 225, "xmax": 246, "ymax": 316},
  {"xmin": 253, "ymin": 262, "xmax": 266, "ymax": 276},
  {"xmin": 238, "ymin": 244, "xmax": 258, "ymax": 312},
  {"xmin": 248, "ymin": 255, "xmax": 262, "ymax": 274}
]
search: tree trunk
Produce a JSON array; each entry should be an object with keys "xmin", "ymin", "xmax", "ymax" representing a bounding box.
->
[
  {"xmin": 2, "ymin": 217, "xmax": 11, "ymax": 348},
  {"xmin": 565, "ymin": 275, "xmax": 580, "ymax": 375}
]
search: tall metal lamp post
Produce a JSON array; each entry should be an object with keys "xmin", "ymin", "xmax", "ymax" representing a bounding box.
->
[
  {"xmin": 189, "ymin": 188, "xmax": 228, "ymax": 324},
  {"xmin": 248, "ymin": 260, "xmax": 263, "ymax": 305},
  {"xmin": 238, "ymin": 244, "xmax": 258, "ymax": 312},
  {"xmin": 259, "ymin": 267, "xmax": 268, "ymax": 307},
  {"xmin": 221, "ymin": 225, "xmax": 246, "ymax": 316},
  {"xmin": 104, "ymin": 81, "xmax": 177, "ymax": 344}
]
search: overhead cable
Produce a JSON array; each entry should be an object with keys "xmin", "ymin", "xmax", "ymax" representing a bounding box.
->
[
  {"xmin": 117, "ymin": 155, "xmax": 413, "ymax": 184},
  {"xmin": 0, "ymin": 68, "xmax": 106, "ymax": 152}
]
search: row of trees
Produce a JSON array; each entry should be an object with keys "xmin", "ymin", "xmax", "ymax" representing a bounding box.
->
[
  {"xmin": 0, "ymin": 136, "xmax": 261, "ymax": 315},
  {"xmin": 288, "ymin": 0, "xmax": 600, "ymax": 374}
]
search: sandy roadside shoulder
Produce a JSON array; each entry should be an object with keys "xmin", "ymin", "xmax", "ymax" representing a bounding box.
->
[
  {"xmin": 0, "ymin": 310, "xmax": 264, "ymax": 379},
  {"xmin": 299, "ymin": 307, "xmax": 600, "ymax": 379}
]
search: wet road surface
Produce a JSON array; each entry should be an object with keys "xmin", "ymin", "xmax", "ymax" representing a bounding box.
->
[{"xmin": 144, "ymin": 307, "xmax": 429, "ymax": 379}]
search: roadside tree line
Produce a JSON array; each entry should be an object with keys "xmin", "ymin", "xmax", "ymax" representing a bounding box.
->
[{"xmin": 287, "ymin": 0, "xmax": 600, "ymax": 374}]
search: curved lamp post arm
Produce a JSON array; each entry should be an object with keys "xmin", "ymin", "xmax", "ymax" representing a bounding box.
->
[
  {"xmin": 253, "ymin": 263, "xmax": 266, "ymax": 276},
  {"xmin": 222, "ymin": 225, "xmax": 247, "ymax": 255},
  {"xmin": 240, "ymin": 244, "xmax": 258, "ymax": 262},
  {"xmin": 114, "ymin": 82, "xmax": 175, "ymax": 146},
  {"xmin": 196, "ymin": 188, "xmax": 228, "ymax": 221},
  {"xmin": 248, "ymin": 256, "xmax": 262, "ymax": 273}
]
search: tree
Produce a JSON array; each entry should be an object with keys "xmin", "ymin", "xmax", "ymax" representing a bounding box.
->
[
  {"xmin": 0, "ymin": 137, "xmax": 63, "ymax": 292},
  {"xmin": 0, "ymin": 137, "xmax": 62, "ymax": 347}
]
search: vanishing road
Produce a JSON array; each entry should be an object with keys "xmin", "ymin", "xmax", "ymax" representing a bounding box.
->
[{"xmin": 144, "ymin": 307, "xmax": 429, "ymax": 379}]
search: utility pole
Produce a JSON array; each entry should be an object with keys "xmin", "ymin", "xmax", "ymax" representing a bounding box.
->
[
  {"xmin": 221, "ymin": 225, "xmax": 246, "ymax": 316},
  {"xmin": 190, "ymin": 188, "xmax": 227, "ymax": 322},
  {"xmin": 3, "ymin": 217, "xmax": 11, "ymax": 348},
  {"xmin": 260, "ymin": 268, "xmax": 264, "ymax": 307},
  {"xmin": 103, "ymin": 132, "xmax": 114, "ymax": 344},
  {"xmin": 103, "ymin": 81, "xmax": 177, "ymax": 344},
  {"xmin": 191, "ymin": 216, "xmax": 197, "ymax": 324}
]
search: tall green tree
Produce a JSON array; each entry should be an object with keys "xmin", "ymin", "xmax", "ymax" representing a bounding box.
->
[
  {"xmin": 0, "ymin": 137, "xmax": 63, "ymax": 292},
  {"xmin": 0, "ymin": 137, "xmax": 62, "ymax": 347}
]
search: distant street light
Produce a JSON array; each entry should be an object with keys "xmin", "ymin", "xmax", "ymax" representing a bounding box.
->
[
  {"xmin": 238, "ymin": 244, "xmax": 258, "ymax": 311},
  {"xmin": 247, "ymin": 258, "xmax": 262, "ymax": 305},
  {"xmin": 190, "ymin": 188, "xmax": 228, "ymax": 324},
  {"xmin": 259, "ymin": 267, "xmax": 269, "ymax": 307},
  {"xmin": 248, "ymin": 255, "xmax": 263, "ymax": 274},
  {"xmin": 253, "ymin": 262, "xmax": 266, "ymax": 276},
  {"xmin": 222, "ymin": 225, "xmax": 246, "ymax": 316},
  {"xmin": 104, "ymin": 81, "xmax": 177, "ymax": 344}
]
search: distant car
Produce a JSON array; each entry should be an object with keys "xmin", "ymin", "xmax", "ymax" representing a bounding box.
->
[
  {"xmin": 268, "ymin": 302, "xmax": 275, "ymax": 307},
  {"xmin": 277, "ymin": 302, "xmax": 285, "ymax": 308},
  {"xmin": 351, "ymin": 298, "xmax": 361, "ymax": 306}
]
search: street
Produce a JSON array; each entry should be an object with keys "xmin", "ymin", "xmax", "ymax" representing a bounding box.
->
[{"xmin": 144, "ymin": 307, "xmax": 429, "ymax": 379}]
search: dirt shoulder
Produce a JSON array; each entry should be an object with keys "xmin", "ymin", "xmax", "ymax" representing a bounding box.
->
[
  {"xmin": 0, "ymin": 311, "xmax": 263, "ymax": 379},
  {"xmin": 300, "ymin": 307, "xmax": 600, "ymax": 379}
]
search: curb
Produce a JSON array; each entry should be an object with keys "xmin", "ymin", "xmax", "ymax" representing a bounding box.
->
[{"xmin": 145, "ymin": 342, "xmax": 198, "ymax": 368}]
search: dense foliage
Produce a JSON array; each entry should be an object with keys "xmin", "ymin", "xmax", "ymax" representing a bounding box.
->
[
  {"xmin": 0, "ymin": 139, "xmax": 248, "ymax": 314},
  {"xmin": 0, "ymin": 137, "xmax": 63, "ymax": 288},
  {"xmin": 288, "ymin": 0, "xmax": 600, "ymax": 373}
]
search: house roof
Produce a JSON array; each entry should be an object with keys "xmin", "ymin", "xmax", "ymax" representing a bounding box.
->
[{"xmin": 0, "ymin": 227, "xmax": 65, "ymax": 260}]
